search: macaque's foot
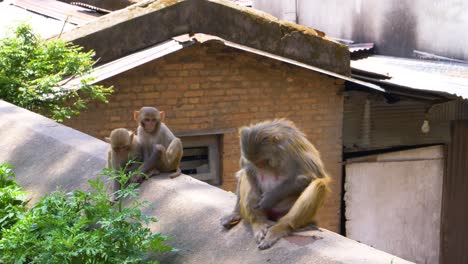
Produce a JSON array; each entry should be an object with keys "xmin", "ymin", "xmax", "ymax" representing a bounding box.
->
[
  {"xmin": 168, "ymin": 168, "xmax": 182, "ymax": 179},
  {"xmin": 258, "ymin": 223, "xmax": 290, "ymax": 250},
  {"xmin": 128, "ymin": 174, "xmax": 145, "ymax": 184},
  {"xmin": 149, "ymin": 169, "xmax": 161, "ymax": 177},
  {"xmin": 252, "ymin": 222, "xmax": 270, "ymax": 244},
  {"xmin": 258, "ymin": 231, "xmax": 281, "ymax": 250},
  {"xmin": 220, "ymin": 213, "xmax": 242, "ymax": 229}
]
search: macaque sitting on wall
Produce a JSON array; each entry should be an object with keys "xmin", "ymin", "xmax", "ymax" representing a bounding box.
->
[
  {"xmin": 106, "ymin": 128, "xmax": 141, "ymax": 171},
  {"xmin": 221, "ymin": 119, "xmax": 330, "ymax": 250},
  {"xmin": 128, "ymin": 106, "xmax": 183, "ymax": 183},
  {"xmin": 105, "ymin": 128, "xmax": 143, "ymax": 193}
]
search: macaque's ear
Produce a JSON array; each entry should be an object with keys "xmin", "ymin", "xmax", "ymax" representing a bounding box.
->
[
  {"xmin": 105, "ymin": 137, "xmax": 111, "ymax": 143},
  {"xmin": 133, "ymin": 111, "xmax": 140, "ymax": 121},
  {"xmin": 159, "ymin": 111, "xmax": 166, "ymax": 122}
]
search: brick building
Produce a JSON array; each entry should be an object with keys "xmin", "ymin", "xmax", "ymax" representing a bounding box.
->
[{"xmin": 60, "ymin": 0, "xmax": 371, "ymax": 232}]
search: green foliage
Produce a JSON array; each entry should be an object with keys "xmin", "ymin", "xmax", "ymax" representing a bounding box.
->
[
  {"xmin": 0, "ymin": 163, "xmax": 174, "ymax": 263},
  {"xmin": 0, "ymin": 23, "xmax": 113, "ymax": 122},
  {"xmin": 0, "ymin": 163, "xmax": 28, "ymax": 238}
]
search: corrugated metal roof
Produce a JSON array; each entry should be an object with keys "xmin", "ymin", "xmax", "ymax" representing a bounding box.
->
[
  {"xmin": 351, "ymin": 55, "xmax": 468, "ymax": 99},
  {"xmin": 0, "ymin": 0, "xmax": 103, "ymax": 39},
  {"xmin": 13, "ymin": 0, "xmax": 101, "ymax": 25},
  {"xmin": 64, "ymin": 33, "xmax": 384, "ymax": 93},
  {"xmin": 62, "ymin": 39, "xmax": 191, "ymax": 88},
  {"xmin": 348, "ymin": 43, "xmax": 374, "ymax": 53}
]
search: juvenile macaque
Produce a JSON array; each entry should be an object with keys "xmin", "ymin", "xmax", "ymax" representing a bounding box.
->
[
  {"xmin": 129, "ymin": 106, "xmax": 183, "ymax": 183},
  {"xmin": 105, "ymin": 128, "xmax": 141, "ymax": 171},
  {"xmin": 221, "ymin": 119, "xmax": 330, "ymax": 250},
  {"xmin": 105, "ymin": 128, "xmax": 143, "ymax": 194}
]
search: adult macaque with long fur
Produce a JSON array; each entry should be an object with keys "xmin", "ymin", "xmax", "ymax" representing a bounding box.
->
[
  {"xmin": 221, "ymin": 119, "xmax": 330, "ymax": 250},
  {"xmin": 129, "ymin": 106, "xmax": 183, "ymax": 183}
]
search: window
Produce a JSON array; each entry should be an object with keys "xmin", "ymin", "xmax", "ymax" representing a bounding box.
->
[{"xmin": 179, "ymin": 134, "xmax": 222, "ymax": 186}]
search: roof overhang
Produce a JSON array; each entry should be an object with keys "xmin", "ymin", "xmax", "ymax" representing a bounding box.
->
[{"xmin": 63, "ymin": 34, "xmax": 383, "ymax": 93}]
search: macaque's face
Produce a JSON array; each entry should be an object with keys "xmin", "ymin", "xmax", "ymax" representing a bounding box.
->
[
  {"xmin": 140, "ymin": 111, "xmax": 160, "ymax": 133},
  {"xmin": 241, "ymin": 134, "xmax": 281, "ymax": 169},
  {"xmin": 112, "ymin": 144, "xmax": 130, "ymax": 154},
  {"xmin": 108, "ymin": 128, "xmax": 133, "ymax": 157}
]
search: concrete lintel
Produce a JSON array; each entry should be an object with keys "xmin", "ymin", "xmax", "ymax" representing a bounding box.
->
[{"xmin": 0, "ymin": 100, "xmax": 411, "ymax": 263}]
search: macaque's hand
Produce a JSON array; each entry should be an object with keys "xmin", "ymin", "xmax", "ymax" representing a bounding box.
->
[
  {"xmin": 153, "ymin": 144, "xmax": 166, "ymax": 153},
  {"xmin": 256, "ymin": 191, "xmax": 277, "ymax": 209},
  {"xmin": 128, "ymin": 174, "xmax": 145, "ymax": 184}
]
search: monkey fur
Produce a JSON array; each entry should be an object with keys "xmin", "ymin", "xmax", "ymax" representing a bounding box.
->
[
  {"xmin": 129, "ymin": 106, "xmax": 183, "ymax": 183},
  {"xmin": 105, "ymin": 128, "xmax": 141, "ymax": 171},
  {"xmin": 221, "ymin": 119, "xmax": 330, "ymax": 250},
  {"xmin": 105, "ymin": 128, "xmax": 144, "ymax": 196}
]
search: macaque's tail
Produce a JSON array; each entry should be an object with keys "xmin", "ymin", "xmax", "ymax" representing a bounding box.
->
[{"xmin": 168, "ymin": 168, "xmax": 182, "ymax": 179}]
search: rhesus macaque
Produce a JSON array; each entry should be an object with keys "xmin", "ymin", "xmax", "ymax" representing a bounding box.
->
[
  {"xmin": 106, "ymin": 128, "xmax": 141, "ymax": 171},
  {"xmin": 221, "ymin": 119, "xmax": 330, "ymax": 250},
  {"xmin": 129, "ymin": 106, "xmax": 183, "ymax": 183},
  {"xmin": 105, "ymin": 128, "xmax": 143, "ymax": 195}
]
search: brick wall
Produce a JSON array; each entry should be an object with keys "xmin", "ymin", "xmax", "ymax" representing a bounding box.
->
[{"xmin": 64, "ymin": 41, "xmax": 344, "ymax": 232}]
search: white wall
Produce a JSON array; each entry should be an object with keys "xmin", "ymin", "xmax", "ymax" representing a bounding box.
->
[
  {"xmin": 253, "ymin": 0, "xmax": 468, "ymax": 60},
  {"xmin": 344, "ymin": 146, "xmax": 444, "ymax": 264}
]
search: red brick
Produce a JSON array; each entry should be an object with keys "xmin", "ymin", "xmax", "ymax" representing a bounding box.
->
[{"xmin": 64, "ymin": 43, "xmax": 344, "ymax": 232}]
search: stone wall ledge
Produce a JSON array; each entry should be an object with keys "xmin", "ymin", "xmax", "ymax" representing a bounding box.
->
[{"xmin": 0, "ymin": 100, "xmax": 412, "ymax": 263}]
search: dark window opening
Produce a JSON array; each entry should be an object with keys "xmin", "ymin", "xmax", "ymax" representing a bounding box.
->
[
  {"xmin": 181, "ymin": 146, "xmax": 210, "ymax": 175},
  {"xmin": 179, "ymin": 134, "xmax": 222, "ymax": 186}
]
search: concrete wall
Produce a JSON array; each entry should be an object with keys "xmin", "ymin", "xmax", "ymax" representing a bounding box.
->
[
  {"xmin": 63, "ymin": 41, "xmax": 344, "ymax": 232},
  {"xmin": 0, "ymin": 100, "xmax": 413, "ymax": 263},
  {"xmin": 253, "ymin": 0, "xmax": 468, "ymax": 60},
  {"xmin": 345, "ymin": 146, "xmax": 444, "ymax": 264}
]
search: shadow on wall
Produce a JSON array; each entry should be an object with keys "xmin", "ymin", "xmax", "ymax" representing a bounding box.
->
[
  {"xmin": 351, "ymin": 4, "xmax": 376, "ymax": 44},
  {"xmin": 378, "ymin": 0, "xmax": 418, "ymax": 57},
  {"xmin": 351, "ymin": 0, "xmax": 417, "ymax": 57}
]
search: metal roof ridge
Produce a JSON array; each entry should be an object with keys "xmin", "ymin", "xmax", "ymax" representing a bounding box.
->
[{"xmin": 63, "ymin": 33, "xmax": 383, "ymax": 94}]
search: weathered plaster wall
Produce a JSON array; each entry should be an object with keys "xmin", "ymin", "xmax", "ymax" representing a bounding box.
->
[
  {"xmin": 345, "ymin": 146, "xmax": 444, "ymax": 264},
  {"xmin": 63, "ymin": 41, "xmax": 344, "ymax": 232},
  {"xmin": 253, "ymin": 0, "xmax": 468, "ymax": 60},
  {"xmin": 59, "ymin": 0, "xmax": 350, "ymax": 75},
  {"xmin": 0, "ymin": 99, "xmax": 413, "ymax": 264}
]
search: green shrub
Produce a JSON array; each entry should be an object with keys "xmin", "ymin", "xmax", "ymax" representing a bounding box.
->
[
  {"xmin": 0, "ymin": 164, "xmax": 173, "ymax": 263},
  {"xmin": 0, "ymin": 164, "xmax": 28, "ymax": 239},
  {"xmin": 0, "ymin": 23, "xmax": 113, "ymax": 122}
]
